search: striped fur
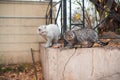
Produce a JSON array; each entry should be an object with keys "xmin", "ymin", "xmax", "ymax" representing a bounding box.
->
[{"xmin": 64, "ymin": 28, "xmax": 108, "ymax": 48}]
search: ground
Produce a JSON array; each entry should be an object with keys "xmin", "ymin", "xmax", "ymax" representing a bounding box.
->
[{"xmin": 0, "ymin": 62, "xmax": 42, "ymax": 80}]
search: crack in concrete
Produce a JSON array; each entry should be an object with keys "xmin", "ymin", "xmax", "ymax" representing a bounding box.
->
[
  {"xmin": 62, "ymin": 48, "xmax": 76, "ymax": 80},
  {"xmin": 91, "ymin": 49, "xmax": 95, "ymax": 80}
]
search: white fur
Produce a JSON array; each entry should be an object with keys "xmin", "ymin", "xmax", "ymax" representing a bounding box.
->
[{"xmin": 37, "ymin": 24, "xmax": 61, "ymax": 48}]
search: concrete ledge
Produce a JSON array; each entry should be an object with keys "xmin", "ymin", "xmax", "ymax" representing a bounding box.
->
[{"xmin": 40, "ymin": 44, "xmax": 120, "ymax": 80}]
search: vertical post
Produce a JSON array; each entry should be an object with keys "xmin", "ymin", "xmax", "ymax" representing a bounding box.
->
[
  {"xmin": 82, "ymin": 0, "xmax": 85, "ymax": 28},
  {"xmin": 63, "ymin": 0, "xmax": 67, "ymax": 46},
  {"xmin": 50, "ymin": 0, "xmax": 53, "ymax": 24},
  {"xmin": 61, "ymin": 0, "xmax": 63, "ymax": 34},
  {"xmin": 63, "ymin": 0, "xmax": 67, "ymax": 32},
  {"xmin": 69, "ymin": 0, "xmax": 71, "ymax": 30}
]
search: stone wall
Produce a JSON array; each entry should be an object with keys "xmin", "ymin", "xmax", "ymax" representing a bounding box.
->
[{"xmin": 40, "ymin": 45, "xmax": 120, "ymax": 80}]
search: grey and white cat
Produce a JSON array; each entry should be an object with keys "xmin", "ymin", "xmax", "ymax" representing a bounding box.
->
[
  {"xmin": 37, "ymin": 24, "xmax": 61, "ymax": 48},
  {"xmin": 64, "ymin": 27, "xmax": 108, "ymax": 48}
]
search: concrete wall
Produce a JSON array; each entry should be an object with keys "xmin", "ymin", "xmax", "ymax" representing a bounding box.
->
[
  {"xmin": 0, "ymin": 1, "xmax": 51, "ymax": 64},
  {"xmin": 40, "ymin": 44, "xmax": 120, "ymax": 80}
]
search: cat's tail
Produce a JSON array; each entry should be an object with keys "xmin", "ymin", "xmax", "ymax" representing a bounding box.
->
[{"xmin": 96, "ymin": 40, "xmax": 109, "ymax": 46}]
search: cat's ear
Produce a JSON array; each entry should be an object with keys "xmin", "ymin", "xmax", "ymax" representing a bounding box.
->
[
  {"xmin": 44, "ymin": 26, "xmax": 46, "ymax": 28},
  {"xmin": 42, "ymin": 25, "xmax": 46, "ymax": 29}
]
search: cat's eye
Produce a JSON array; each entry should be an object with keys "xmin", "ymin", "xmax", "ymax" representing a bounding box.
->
[{"xmin": 38, "ymin": 29, "xmax": 41, "ymax": 31}]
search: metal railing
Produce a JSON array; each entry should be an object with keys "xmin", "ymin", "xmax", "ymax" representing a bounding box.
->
[{"xmin": 45, "ymin": 0, "xmax": 86, "ymax": 45}]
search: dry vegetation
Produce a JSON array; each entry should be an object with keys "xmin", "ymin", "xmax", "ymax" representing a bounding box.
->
[{"xmin": 0, "ymin": 62, "xmax": 42, "ymax": 80}]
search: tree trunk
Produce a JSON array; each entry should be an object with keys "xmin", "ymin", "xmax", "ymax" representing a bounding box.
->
[{"xmin": 90, "ymin": 0, "xmax": 120, "ymax": 35}]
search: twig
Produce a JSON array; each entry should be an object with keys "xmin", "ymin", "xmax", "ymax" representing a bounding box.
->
[{"xmin": 31, "ymin": 48, "xmax": 38, "ymax": 80}]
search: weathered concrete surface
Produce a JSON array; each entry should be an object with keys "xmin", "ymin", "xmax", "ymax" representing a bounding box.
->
[{"xmin": 40, "ymin": 45, "xmax": 120, "ymax": 80}]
